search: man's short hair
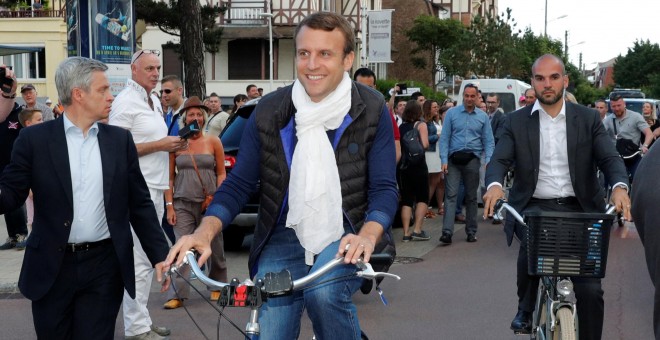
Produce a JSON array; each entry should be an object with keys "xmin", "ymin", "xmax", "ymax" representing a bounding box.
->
[
  {"xmin": 294, "ymin": 11, "xmax": 355, "ymax": 57},
  {"xmin": 55, "ymin": 57, "xmax": 108, "ymax": 106},
  {"xmin": 486, "ymin": 93, "xmax": 499, "ymax": 101},
  {"xmin": 410, "ymin": 91, "xmax": 424, "ymax": 101},
  {"xmin": 353, "ymin": 68, "xmax": 376, "ymax": 81},
  {"xmin": 246, "ymin": 84, "xmax": 257, "ymax": 93},
  {"xmin": 595, "ymin": 99, "xmax": 606, "ymax": 106},
  {"xmin": 208, "ymin": 92, "xmax": 220, "ymax": 99},
  {"xmin": 161, "ymin": 75, "xmax": 182, "ymax": 88},
  {"xmin": 18, "ymin": 108, "xmax": 41, "ymax": 127},
  {"xmin": 524, "ymin": 88, "xmax": 535, "ymax": 96}
]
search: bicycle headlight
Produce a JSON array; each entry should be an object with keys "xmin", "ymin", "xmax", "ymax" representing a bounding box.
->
[{"xmin": 557, "ymin": 279, "xmax": 574, "ymax": 296}]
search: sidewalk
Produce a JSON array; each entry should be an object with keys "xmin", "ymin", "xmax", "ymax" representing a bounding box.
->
[
  {"xmin": 0, "ymin": 216, "xmax": 24, "ymax": 293},
  {"xmin": 0, "ymin": 208, "xmax": 465, "ymax": 295}
]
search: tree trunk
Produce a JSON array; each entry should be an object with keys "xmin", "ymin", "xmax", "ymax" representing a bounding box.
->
[{"xmin": 179, "ymin": 0, "xmax": 206, "ymax": 98}]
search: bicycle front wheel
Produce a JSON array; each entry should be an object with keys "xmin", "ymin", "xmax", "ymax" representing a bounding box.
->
[{"xmin": 553, "ymin": 307, "xmax": 576, "ymax": 340}]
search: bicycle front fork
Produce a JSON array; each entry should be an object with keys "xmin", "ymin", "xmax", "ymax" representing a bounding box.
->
[{"xmin": 533, "ymin": 278, "xmax": 578, "ymax": 339}]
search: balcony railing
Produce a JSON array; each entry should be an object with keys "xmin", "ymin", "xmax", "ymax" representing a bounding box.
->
[
  {"xmin": 0, "ymin": 8, "xmax": 65, "ymax": 18},
  {"xmin": 218, "ymin": 0, "xmax": 361, "ymax": 30}
]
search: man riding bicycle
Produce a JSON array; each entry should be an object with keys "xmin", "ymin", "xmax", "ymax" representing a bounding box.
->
[
  {"xmin": 159, "ymin": 12, "xmax": 398, "ymax": 340},
  {"xmin": 483, "ymin": 54, "xmax": 631, "ymax": 340}
]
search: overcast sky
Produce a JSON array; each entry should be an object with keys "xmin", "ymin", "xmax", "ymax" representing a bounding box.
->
[{"xmin": 497, "ymin": 0, "xmax": 658, "ymax": 69}]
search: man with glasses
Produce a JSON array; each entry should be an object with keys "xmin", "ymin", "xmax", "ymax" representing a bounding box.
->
[
  {"xmin": 603, "ymin": 94, "xmax": 653, "ymax": 181},
  {"xmin": 161, "ymin": 75, "xmax": 186, "ymax": 136},
  {"xmin": 485, "ymin": 93, "xmax": 505, "ymax": 144},
  {"xmin": 110, "ymin": 49, "xmax": 187, "ymax": 340}
]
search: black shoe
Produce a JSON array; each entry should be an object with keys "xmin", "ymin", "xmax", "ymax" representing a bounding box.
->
[
  {"xmin": 492, "ymin": 219, "xmax": 502, "ymax": 225},
  {"xmin": 510, "ymin": 309, "xmax": 532, "ymax": 334},
  {"xmin": 439, "ymin": 232, "xmax": 452, "ymax": 244},
  {"xmin": 467, "ymin": 233, "xmax": 477, "ymax": 242},
  {"xmin": 360, "ymin": 279, "xmax": 374, "ymax": 294}
]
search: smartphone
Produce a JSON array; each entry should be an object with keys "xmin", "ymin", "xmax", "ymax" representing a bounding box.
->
[
  {"xmin": 178, "ymin": 120, "xmax": 200, "ymax": 139},
  {"xmin": 0, "ymin": 66, "xmax": 14, "ymax": 94}
]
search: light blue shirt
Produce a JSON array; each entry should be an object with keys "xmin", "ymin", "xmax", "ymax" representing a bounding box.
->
[
  {"xmin": 63, "ymin": 113, "xmax": 110, "ymax": 243},
  {"xmin": 440, "ymin": 104, "xmax": 495, "ymax": 165}
]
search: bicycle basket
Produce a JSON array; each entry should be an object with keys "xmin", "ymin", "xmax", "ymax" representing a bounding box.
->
[{"xmin": 524, "ymin": 211, "xmax": 614, "ymax": 278}]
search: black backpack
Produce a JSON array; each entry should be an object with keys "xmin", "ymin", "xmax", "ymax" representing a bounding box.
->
[{"xmin": 400, "ymin": 121, "xmax": 424, "ymax": 169}]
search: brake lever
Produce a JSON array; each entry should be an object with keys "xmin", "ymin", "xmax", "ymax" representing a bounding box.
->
[
  {"xmin": 356, "ymin": 262, "xmax": 401, "ymax": 281},
  {"xmin": 166, "ymin": 250, "xmax": 195, "ymax": 278}
]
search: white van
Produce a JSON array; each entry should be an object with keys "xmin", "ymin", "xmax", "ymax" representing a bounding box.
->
[{"xmin": 458, "ymin": 78, "xmax": 531, "ymax": 113}]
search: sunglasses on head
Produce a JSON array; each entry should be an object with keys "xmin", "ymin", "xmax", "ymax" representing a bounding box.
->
[{"xmin": 132, "ymin": 49, "xmax": 161, "ymax": 64}]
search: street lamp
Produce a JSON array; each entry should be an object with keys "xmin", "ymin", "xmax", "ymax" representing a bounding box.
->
[
  {"xmin": 259, "ymin": 7, "xmax": 274, "ymax": 93},
  {"xmin": 544, "ymin": 13, "xmax": 567, "ymax": 36}
]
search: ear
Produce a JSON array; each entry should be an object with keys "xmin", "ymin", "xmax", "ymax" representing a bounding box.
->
[
  {"xmin": 71, "ymin": 87, "xmax": 85, "ymax": 104},
  {"xmin": 343, "ymin": 51, "xmax": 355, "ymax": 72}
]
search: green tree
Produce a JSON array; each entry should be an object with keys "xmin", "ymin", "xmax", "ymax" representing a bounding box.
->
[
  {"xmin": 405, "ymin": 16, "xmax": 469, "ymax": 86},
  {"xmin": 613, "ymin": 40, "xmax": 660, "ymax": 91},
  {"xmin": 467, "ymin": 9, "xmax": 521, "ymax": 78},
  {"xmin": 136, "ymin": 0, "xmax": 224, "ymax": 98},
  {"xmin": 514, "ymin": 28, "xmax": 563, "ymax": 81}
]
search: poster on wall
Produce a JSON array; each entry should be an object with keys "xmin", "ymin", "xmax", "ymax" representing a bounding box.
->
[
  {"xmin": 367, "ymin": 10, "xmax": 394, "ymax": 63},
  {"xmin": 66, "ymin": 0, "xmax": 79, "ymax": 57},
  {"xmin": 90, "ymin": 0, "xmax": 134, "ymax": 95},
  {"xmin": 90, "ymin": 0, "xmax": 133, "ymax": 64}
]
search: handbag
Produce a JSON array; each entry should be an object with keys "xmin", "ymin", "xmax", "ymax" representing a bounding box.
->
[
  {"xmin": 450, "ymin": 150, "xmax": 476, "ymax": 165},
  {"xmin": 189, "ymin": 153, "xmax": 215, "ymax": 214},
  {"xmin": 612, "ymin": 117, "xmax": 640, "ymax": 157}
]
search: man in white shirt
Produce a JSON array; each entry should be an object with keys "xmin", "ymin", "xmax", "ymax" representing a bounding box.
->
[
  {"xmin": 483, "ymin": 54, "xmax": 631, "ymax": 340},
  {"xmin": 109, "ymin": 49, "xmax": 187, "ymax": 340},
  {"xmin": 204, "ymin": 92, "xmax": 229, "ymax": 137}
]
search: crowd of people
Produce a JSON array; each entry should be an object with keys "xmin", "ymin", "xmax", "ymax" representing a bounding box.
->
[{"xmin": 1, "ymin": 9, "xmax": 659, "ymax": 340}]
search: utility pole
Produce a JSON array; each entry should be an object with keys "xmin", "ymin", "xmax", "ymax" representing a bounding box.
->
[{"xmin": 564, "ymin": 30, "xmax": 568, "ymax": 60}]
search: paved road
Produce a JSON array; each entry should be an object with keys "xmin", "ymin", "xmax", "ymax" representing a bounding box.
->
[{"xmin": 0, "ymin": 212, "xmax": 654, "ymax": 339}]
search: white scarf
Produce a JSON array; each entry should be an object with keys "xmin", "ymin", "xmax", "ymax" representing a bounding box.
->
[{"xmin": 286, "ymin": 72, "xmax": 352, "ymax": 264}]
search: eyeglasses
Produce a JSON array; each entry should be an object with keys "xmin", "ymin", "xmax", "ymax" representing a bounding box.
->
[
  {"xmin": 160, "ymin": 89, "xmax": 172, "ymax": 95},
  {"xmin": 486, "ymin": 101, "xmax": 498, "ymax": 104},
  {"xmin": 609, "ymin": 94, "xmax": 623, "ymax": 101},
  {"xmin": 132, "ymin": 49, "xmax": 161, "ymax": 64}
]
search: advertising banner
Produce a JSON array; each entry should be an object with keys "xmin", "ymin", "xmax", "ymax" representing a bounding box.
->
[
  {"xmin": 90, "ymin": 0, "xmax": 133, "ymax": 64},
  {"xmin": 66, "ymin": 0, "xmax": 79, "ymax": 57},
  {"xmin": 368, "ymin": 10, "xmax": 393, "ymax": 63}
]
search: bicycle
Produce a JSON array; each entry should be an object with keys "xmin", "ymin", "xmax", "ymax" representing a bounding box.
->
[
  {"xmin": 168, "ymin": 250, "xmax": 401, "ymax": 340},
  {"xmin": 493, "ymin": 199, "xmax": 616, "ymax": 340}
]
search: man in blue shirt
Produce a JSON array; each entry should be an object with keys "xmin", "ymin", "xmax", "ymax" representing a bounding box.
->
[
  {"xmin": 439, "ymin": 83, "xmax": 494, "ymax": 244},
  {"xmin": 162, "ymin": 12, "xmax": 398, "ymax": 340}
]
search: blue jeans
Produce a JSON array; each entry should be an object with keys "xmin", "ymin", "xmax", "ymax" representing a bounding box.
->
[
  {"xmin": 443, "ymin": 157, "xmax": 480, "ymax": 235},
  {"xmin": 255, "ymin": 227, "xmax": 363, "ymax": 340}
]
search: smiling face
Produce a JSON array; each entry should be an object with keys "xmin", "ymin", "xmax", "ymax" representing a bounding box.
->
[
  {"xmin": 295, "ymin": 26, "xmax": 354, "ymax": 103},
  {"xmin": 184, "ymin": 107, "xmax": 206, "ymax": 129}
]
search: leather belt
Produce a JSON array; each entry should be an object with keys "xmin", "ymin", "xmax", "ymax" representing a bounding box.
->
[
  {"xmin": 65, "ymin": 238, "xmax": 112, "ymax": 252},
  {"xmin": 530, "ymin": 197, "xmax": 579, "ymax": 206}
]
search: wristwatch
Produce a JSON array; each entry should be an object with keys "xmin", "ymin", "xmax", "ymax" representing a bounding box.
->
[{"xmin": 1, "ymin": 92, "xmax": 16, "ymax": 99}]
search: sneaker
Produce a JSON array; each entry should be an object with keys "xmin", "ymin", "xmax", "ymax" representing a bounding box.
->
[
  {"xmin": 150, "ymin": 325, "xmax": 171, "ymax": 337},
  {"xmin": 439, "ymin": 232, "xmax": 452, "ymax": 244},
  {"xmin": 402, "ymin": 235, "xmax": 412, "ymax": 242},
  {"xmin": 163, "ymin": 298, "xmax": 183, "ymax": 310},
  {"xmin": 0, "ymin": 237, "xmax": 16, "ymax": 250},
  {"xmin": 14, "ymin": 234, "xmax": 27, "ymax": 251},
  {"xmin": 125, "ymin": 330, "xmax": 169, "ymax": 340},
  {"xmin": 411, "ymin": 231, "xmax": 431, "ymax": 241}
]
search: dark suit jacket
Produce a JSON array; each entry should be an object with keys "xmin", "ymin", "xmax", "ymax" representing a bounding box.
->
[
  {"xmin": 485, "ymin": 102, "xmax": 628, "ymax": 246},
  {"xmin": 0, "ymin": 118, "xmax": 169, "ymax": 301},
  {"xmin": 490, "ymin": 110, "xmax": 505, "ymax": 144}
]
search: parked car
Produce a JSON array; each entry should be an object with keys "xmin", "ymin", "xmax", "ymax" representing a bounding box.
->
[
  {"xmin": 609, "ymin": 88, "xmax": 645, "ymax": 99},
  {"xmin": 218, "ymin": 98, "xmax": 260, "ymax": 250},
  {"xmin": 606, "ymin": 98, "xmax": 660, "ymax": 115}
]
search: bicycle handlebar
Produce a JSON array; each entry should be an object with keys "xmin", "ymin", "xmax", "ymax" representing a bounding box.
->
[
  {"xmin": 493, "ymin": 199, "xmax": 618, "ymax": 226},
  {"xmin": 171, "ymin": 250, "xmax": 401, "ymax": 293}
]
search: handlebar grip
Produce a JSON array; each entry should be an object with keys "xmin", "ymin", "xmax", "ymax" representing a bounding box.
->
[{"xmin": 368, "ymin": 253, "xmax": 394, "ymax": 267}]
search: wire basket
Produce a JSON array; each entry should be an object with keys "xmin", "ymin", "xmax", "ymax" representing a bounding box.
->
[{"xmin": 525, "ymin": 210, "xmax": 614, "ymax": 278}]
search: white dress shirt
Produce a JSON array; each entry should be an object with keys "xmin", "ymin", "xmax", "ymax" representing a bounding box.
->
[
  {"xmin": 63, "ymin": 113, "xmax": 110, "ymax": 243},
  {"xmin": 532, "ymin": 100, "xmax": 576, "ymax": 199}
]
